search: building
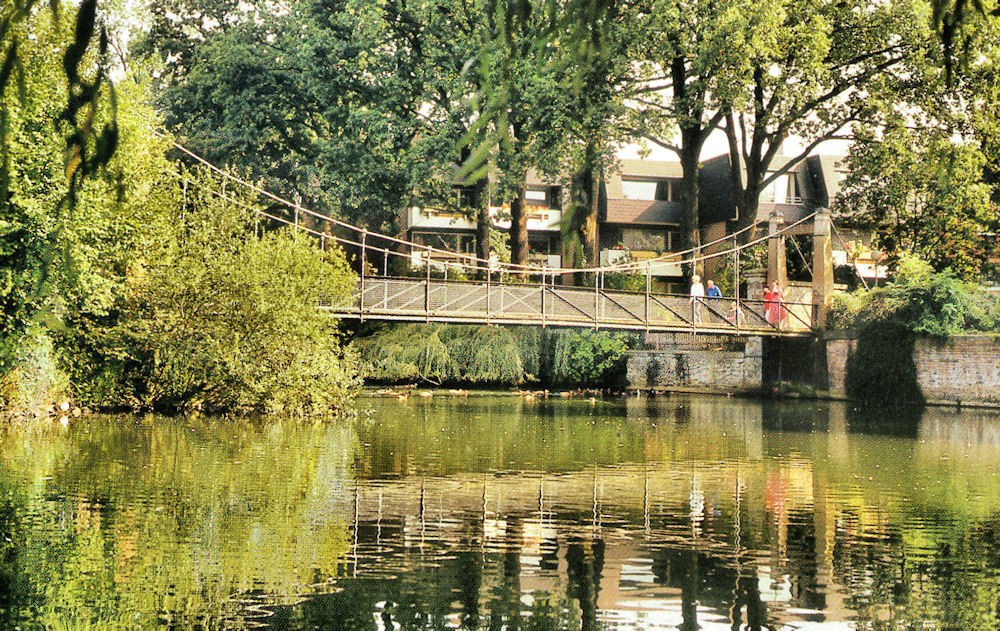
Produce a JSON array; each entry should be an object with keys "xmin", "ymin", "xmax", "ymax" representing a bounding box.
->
[{"xmin": 402, "ymin": 154, "xmax": 883, "ymax": 285}]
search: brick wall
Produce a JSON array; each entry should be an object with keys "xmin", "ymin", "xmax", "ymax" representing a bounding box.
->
[
  {"xmin": 824, "ymin": 332, "xmax": 1000, "ymax": 405},
  {"xmin": 627, "ymin": 334, "xmax": 763, "ymax": 391},
  {"xmin": 914, "ymin": 336, "xmax": 1000, "ymax": 405},
  {"xmin": 823, "ymin": 332, "xmax": 856, "ymax": 397}
]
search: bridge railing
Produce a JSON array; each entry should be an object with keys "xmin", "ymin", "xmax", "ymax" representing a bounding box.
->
[{"xmin": 324, "ymin": 274, "xmax": 814, "ymax": 334}]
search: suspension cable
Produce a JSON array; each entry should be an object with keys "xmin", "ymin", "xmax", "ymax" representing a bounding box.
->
[
  {"xmin": 831, "ymin": 223, "xmax": 870, "ymax": 290},
  {"xmin": 157, "ymin": 131, "xmax": 821, "ymax": 276}
]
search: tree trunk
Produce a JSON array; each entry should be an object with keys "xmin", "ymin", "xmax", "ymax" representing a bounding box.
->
[
  {"xmin": 474, "ymin": 181, "xmax": 490, "ymax": 280},
  {"xmin": 509, "ymin": 181, "xmax": 528, "ymax": 273},
  {"xmin": 678, "ymin": 136, "xmax": 702, "ymax": 278},
  {"xmin": 736, "ymin": 182, "xmax": 763, "ymax": 245}
]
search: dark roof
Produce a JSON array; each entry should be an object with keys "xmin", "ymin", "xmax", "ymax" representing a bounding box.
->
[
  {"xmin": 605, "ymin": 199, "xmax": 681, "ymax": 226},
  {"xmin": 807, "ymin": 155, "xmax": 846, "ymax": 206}
]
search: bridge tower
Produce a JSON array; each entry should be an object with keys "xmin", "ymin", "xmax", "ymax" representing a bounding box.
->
[
  {"xmin": 767, "ymin": 210, "xmax": 788, "ymax": 288},
  {"xmin": 811, "ymin": 207, "xmax": 834, "ymax": 328}
]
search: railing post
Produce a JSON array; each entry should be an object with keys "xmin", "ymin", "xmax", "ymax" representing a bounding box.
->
[
  {"xmin": 359, "ymin": 230, "xmax": 367, "ymax": 321},
  {"xmin": 425, "ymin": 251, "xmax": 431, "ymax": 322},
  {"xmin": 383, "ymin": 247, "xmax": 389, "ymax": 277},
  {"xmin": 594, "ymin": 271, "xmax": 599, "ymax": 329},
  {"xmin": 645, "ymin": 267, "xmax": 650, "ymax": 332},
  {"xmin": 486, "ymin": 267, "xmax": 491, "ymax": 323},
  {"xmin": 541, "ymin": 269, "xmax": 547, "ymax": 326}
]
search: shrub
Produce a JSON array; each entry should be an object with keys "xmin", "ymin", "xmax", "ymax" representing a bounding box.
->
[
  {"xmin": 835, "ymin": 256, "xmax": 1000, "ymax": 405},
  {"xmin": 0, "ymin": 324, "xmax": 68, "ymax": 416},
  {"xmin": 550, "ymin": 329, "xmax": 634, "ymax": 388},
  {"xmin": 61, "ymin": 170, "xmax": 359, "ymax": 414},
  {"xmin": 353, "ymin": 324, "xmax": 526, "ymax": 385},
  {"xmin": 834, "ymin": 256, "xmax": 1000, "ymax": 337},
  {"xmin": 352, "ymin": 324, "xmax": 636, "ymax": 388}
]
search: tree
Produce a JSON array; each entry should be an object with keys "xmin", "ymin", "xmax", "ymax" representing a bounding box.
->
[
  {"xmin": 138, "ymin": 0, "xmax": 438, "ymax": 231},
  {"xmin": 836, "ymin": 121, "xmax": 999, "ymax": 280},
  {"xmin": 1, "ymin": 7, "xmax": 133, "ymax": 386},
  {"xmin": 465, "ymin": 0, "xmax": 563, "ymax": 270},
  {"xmin": 720, "ymin": 0, "xmax": 930, "ymax": 241},
  {"xmin": 64, "ymin": 166, "xmax": 359, "ymax": 413},
  {"xmin": 542, "ymin": 0, "xmax": 630, "ymax": 280},
  {"xmin": 834, "ymin": 0, "xmax": 1000, "ymax": 281},
  {"xmin": 626, "ymin": 0, "xmax": 753, "ymax": 275}
]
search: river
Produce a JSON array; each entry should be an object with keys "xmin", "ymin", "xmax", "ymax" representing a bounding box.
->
[{"xmin": 1, "ymin": 394, "xmax": 999, "ymax": 629}]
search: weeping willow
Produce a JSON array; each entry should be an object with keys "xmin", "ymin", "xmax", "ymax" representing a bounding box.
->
[{"xmin": 352, "ymin": 324, "xmax": 635, "ymax": 387}]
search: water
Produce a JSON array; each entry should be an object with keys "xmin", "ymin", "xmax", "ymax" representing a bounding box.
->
[{"xmin": 2, "ymin": 394, "xmax": 1000, "ymax": 629}]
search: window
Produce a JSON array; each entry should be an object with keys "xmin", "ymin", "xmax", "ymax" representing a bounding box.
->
[
  {"xmin": 761, "ymin": 174, "xmax": 803, "ymax": 204},
  {"xmin": 525, "ymin": 188, "xmax": 548, "ymax": 205},
  {"xmin": 621, "ymin": 178, "xmax": 680, "ymax": 201},
  {"xmin": 526, "ymin": 186, "xmax": 561, "ymax": 209}
]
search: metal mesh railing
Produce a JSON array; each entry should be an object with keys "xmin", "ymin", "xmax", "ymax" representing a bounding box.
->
[{"xmin": 326, "ymin": 276, "xmax": 812, "ymax": 334}]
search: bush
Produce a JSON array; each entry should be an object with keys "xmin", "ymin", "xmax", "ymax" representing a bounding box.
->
[
  {"xmin": 353, "ymin": 324, "xmax": 636, "ymax": 388},
  {"xmin": 61, "ymin": 170, "xmax": 359, "ymax": 414},
  {"xmin": 0, "ymin": 324, "xmax": 69, "ymax": 416},
  {"xmin": 833, "ymin": 256, "xmax": 1000, "ymax": 337},
  {"xmin": 551, "ymin": 329, "xmax": 633, "ymax": 388},
  {"xmin": 834, "ymin": 256, "xmax": 1000, "ymax": 405},
  {"xmin": 353, "ymin": 324, "xmax": 525, "ymax": 385}
]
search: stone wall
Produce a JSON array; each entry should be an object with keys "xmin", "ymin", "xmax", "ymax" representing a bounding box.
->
[
  {"xmin": 823, "ymin": 331, "xmax": 856, "ymax": 397},
  {"xmin": 823, "ymin": 332, "xmax": 1000, "ymax": 406},
  {"xmin": 913, "ymin": 336, "xmax": 1000, "ymax": 405},
  {"xmin": 627, "ymin": 333, "xmax": 763, "ymax": 391}
]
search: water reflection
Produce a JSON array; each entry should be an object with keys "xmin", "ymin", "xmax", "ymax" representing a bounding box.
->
[{"xmin": 1, "ymin": 396, "xmax": 999, "ymax": 629}]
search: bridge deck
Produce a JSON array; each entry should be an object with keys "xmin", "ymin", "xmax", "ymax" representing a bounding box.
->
[{"xmin": 325, "ymin": 277, "xmax": 813, "ymax": 336}]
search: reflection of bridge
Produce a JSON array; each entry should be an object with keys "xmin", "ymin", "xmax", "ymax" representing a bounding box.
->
[{"xmin": 325, "ymin": 276, "xmax": 814, "ymax": 335}]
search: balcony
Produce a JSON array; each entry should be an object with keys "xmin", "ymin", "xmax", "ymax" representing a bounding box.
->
[{"xmin": 600, "ymin": 249, "xmax": 682, "ymax": 277}]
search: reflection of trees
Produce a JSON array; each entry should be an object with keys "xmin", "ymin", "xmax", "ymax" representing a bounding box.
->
[
  {"xmin": 0, "ymin": 417, "xmax": 357, "ymax": 627},
  {"xmin": 0, "ymin": 464, "xmax": 28, "ymax": 630},
  {"xmin": 4, "ymin": 397, "xmax": 1000, "ymax": 628},
  {"xmin": 833, "ymin": 508, "xmax": 1000, "ymax": 630}
]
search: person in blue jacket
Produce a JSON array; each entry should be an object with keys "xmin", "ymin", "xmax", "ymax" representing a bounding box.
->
[{"xmin": 705, "ymin": 279, "xmax": 722, "ymax": 299}]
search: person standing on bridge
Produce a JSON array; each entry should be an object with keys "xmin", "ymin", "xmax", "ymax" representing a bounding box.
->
[
  {"xmin": 705, "ymin": 280, "xmax": 721, "ymax": 299},
  {"xmin": 765, "ymin": 280, "xmax": 786, "ymax": 328},
  {"xmin": 690, "ymin": 275, "xmax": 705, "ymax": 323}
]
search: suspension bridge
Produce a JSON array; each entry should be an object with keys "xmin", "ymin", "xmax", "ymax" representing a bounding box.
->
[{"xmin": 169, "ymin": 138, "xmax": 838, "ymax": 337}]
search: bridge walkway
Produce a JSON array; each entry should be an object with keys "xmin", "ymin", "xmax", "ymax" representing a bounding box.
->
[{"xmin": 325, "ymin": 276, "xmax": 813, "ymax": 336}]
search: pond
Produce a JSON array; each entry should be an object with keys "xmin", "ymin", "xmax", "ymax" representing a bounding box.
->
[{"xmin": 2, "ymin": 394, "xmax": 1000, "ymax": 629}]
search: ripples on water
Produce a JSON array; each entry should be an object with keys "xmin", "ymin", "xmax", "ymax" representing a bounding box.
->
[{"xmin": 1, "ymin": 394, "xmax": 1000, "ymax": 629}]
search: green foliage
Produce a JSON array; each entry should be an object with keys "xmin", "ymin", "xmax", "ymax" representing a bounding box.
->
[
  {"xmin": 1, "ymin": 10, "xmax": 165, "ymax": 405},
  {"xmin": 602, "ymin": 270, "xmax": 646, "ymax": 292},
  {"xmin": 0, "ymin": 324, "xmax": 68, "ymax": 415},
  {"xmin": 354, "ymin": 324, "xmax": 635, "ymax": 388},
  {"xmin": 833, "ymin": 256, "xmax": 1000, "ymax": 404},
  {"xmin": 838, "ymin": 121, "xmax": 1000, "ymax": 281},
  {"xmin": 61, "ymin": 168, "xmax": 359, "ymax": 414},
  {"xmin": 550, "ymin": 329, "xmax": 633, "ymax": 388},
  {"xmin": 833, "ymin": 256, "xmax": 1000, "ymax": 337},
  {"xmin": 827, "ymin": 290, "xmax": 868, "ymax": 330},
  {"xmin": 353, "ymin": 324, "xmax": 525, "ymax": 385}
]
